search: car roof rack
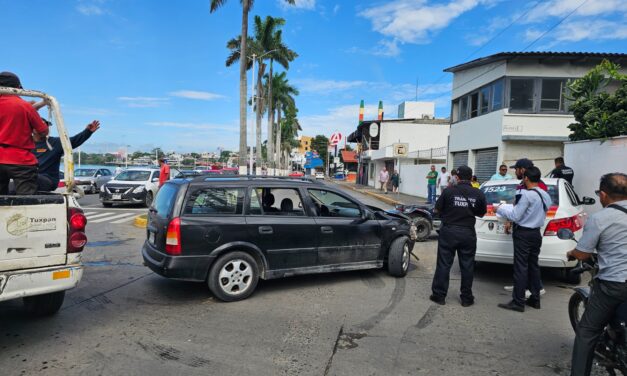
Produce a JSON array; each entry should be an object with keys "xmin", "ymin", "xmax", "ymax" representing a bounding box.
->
[{"xmin": 189, "ymin": 175, "xmax": 320, "ymax": 184}]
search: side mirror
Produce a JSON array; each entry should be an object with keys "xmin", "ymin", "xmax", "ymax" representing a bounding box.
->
[
  {"xmin": 557, "ymin": 228, "xmax": 575, "ymax": 241},
  {"xmin": 581, "ymin": 196, "xmax": 596, "ymax": 206},
  {"xmin": 152, "ymin": 178, "xmax": 159, "ymax": 182}
]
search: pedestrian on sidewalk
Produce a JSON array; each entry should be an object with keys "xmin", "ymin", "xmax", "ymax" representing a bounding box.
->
[
  {"xmin": 430, "ymin": 166, "xmax": 487, "ymax": 307},
  {"xmin": 378, "ymin": 166, "xmax": 389, "ymax": 194},
  {"xmin": 426, "ymin": 165, "xmax": 438, "ymax": 203},
  {"xmin": 391, "ymin": 170, "xmax": 400, "ymax": 193},
  {"xmin": 496, "ymin": 166, "xmax": 551, "ymax": 312},
  {"xmin": 437, "ymin": 166, "xmax": 450, "ymax": 198}
]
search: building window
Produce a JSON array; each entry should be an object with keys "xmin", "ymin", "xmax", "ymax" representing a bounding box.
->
[
  {"xmin": 479, "ymin": 86, "xmax": 490, "ymax": 115},
  {"xmin": 492, "ymin": 79, "xmax": 503, "ymax": 110},
  {"xmin": 459, "ymin": 96, "xmax": 469, "ymax": 121},
  {"xmin": 540, "ymin": 79, "xmax": 567, "ymax": 112},
  {"xmin": 509, "ymin": 78, "xmax": 535, "ymax": 111},
  {"xmin": 470, "ymin": 93, "xmax": 479, "ymax": 118}
]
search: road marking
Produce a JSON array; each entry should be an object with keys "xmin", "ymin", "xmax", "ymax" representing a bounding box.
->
[
  {"xmin": 111, "ymin": 215, "xmax": 140, "ymax": 224},
  {"xmin": 89, "ymin": 213, "xmax": 138, "ymax": 224},
  {"xmin": 80, "ymin": 206, "xmax": 146, "ymax": 212},
  {"xmin": 85, "ymin": 212, "xmax": 115, "ymax": 219}
]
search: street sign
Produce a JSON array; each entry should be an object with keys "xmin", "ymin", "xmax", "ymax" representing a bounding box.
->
[
  {"xmin": 329, "ymin": 132, "xmax": 343, "ymax": 146},
  {"xmin": 393, "ymin": 143, "xmax": 409, "ymax": 157}
]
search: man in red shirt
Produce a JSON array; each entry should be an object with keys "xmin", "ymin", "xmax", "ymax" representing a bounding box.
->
[
  {"xmin": 0, "ymin": 72, "xmax": 49, "ymax": 195},
  {"xmin": 158, "ymin": 158, "xmax": 170, "ymax": 188}
]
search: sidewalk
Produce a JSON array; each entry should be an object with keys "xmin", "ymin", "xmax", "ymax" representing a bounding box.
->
[{"xmin": 334, "ymin": 180, "xmax": 428, "ymax": 206}]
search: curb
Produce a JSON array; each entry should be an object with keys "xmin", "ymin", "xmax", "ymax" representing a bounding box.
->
[
  {"xmin": 134, "ymin": 215, "xmax": 147, "ymax": 228},
  {"xmin": 339, "ymin": 183, "xmax": 402, "ymax": 206}
]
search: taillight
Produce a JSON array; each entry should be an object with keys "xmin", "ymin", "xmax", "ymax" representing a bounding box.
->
[
  {"xmin": 165, "ymin": 217, "xmax": 182, "ymax": 255},
  {"xmin": 544, "ymin": 214, "xmax": 584, "ymax": 236},
  {"xmin": 58, "ymin": 181, "xmax": 65, "ymax": 188},
  {"xmin": 68, "ymin": 207, "xmax": 87, "ymax": 253}
]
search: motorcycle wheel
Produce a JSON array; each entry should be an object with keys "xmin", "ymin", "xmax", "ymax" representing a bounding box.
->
[{"xmin": 569, "ymin": 292, "xmax": 587, "ymax": 331}]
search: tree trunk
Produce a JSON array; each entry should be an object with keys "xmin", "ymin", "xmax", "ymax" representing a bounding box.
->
[
  {"xmin": 255, "ymin": 63, "xmax": 266, "ymax": 166},
  {"xmin": 274, "ymin": 104, "xmax": 281, "ymax": 172},
  {"xmin": 238, "ymin": 1, "xmax": 250, "ymax": 168},
  {"xmin": 266, "ymin": 60, "xmax": 274, "ymax": 167}
]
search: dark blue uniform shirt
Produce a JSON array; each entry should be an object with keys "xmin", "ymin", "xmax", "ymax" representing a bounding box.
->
[{"xmin": 33, "ymin": 129, "xmax": 93, "ymax": 186}]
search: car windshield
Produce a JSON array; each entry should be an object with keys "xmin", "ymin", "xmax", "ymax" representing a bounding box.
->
[
  {"xmin": 481, "ymin": 183, "xmax": 559, "ymax": 206},
  {"xmin": 75, "ymin": 169, "xmax": 96, "ymax": 177},
  {"xmin": 114, "ymin": 171, "xmax": 151, "ymax": 181}
]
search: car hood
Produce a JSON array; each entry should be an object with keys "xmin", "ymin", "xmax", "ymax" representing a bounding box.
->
[
  {"xmin": 367, "ymin": 205, "xmax": 412, "ymax": 222},
  {"xmin": 107, "ymin": 180, "xmax": 148, "ymax": 185}
]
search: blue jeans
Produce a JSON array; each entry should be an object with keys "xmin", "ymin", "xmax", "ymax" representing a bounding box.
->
[{"xmin": 428, "ymin": 184, "xmax": 436, "ymax": 203}]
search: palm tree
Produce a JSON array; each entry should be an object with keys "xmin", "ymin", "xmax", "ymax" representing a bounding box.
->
[
  {"xmin": 264, "ymin": 71, "xmax": 299, "ymax": 171},
  {"xmin": 225, "ymin": 15, "xmax": 297, "ymax": 167},
  {"xmin": 210, "ymin": 0, "xmax": 295, "ymax": 169},
  {"xmin": 279, "ymin": 105, "xmax": 301, "ymax": 170}
]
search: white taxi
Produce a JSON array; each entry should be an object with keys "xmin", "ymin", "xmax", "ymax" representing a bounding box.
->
[{"xmin": 475, "ymin": 178, "xmax": 596, "ymax": 284}]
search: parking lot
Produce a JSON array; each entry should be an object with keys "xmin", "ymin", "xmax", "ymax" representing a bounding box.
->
[{"xmin": 0, "ymin": 185, "xmax": 579, "ymax": 376}]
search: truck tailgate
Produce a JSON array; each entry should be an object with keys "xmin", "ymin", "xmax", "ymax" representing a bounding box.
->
[{"xmin": 0, "ymin": 196, "xmax": 67, "ymax": 272}]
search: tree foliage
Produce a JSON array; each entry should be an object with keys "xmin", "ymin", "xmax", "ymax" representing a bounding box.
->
[
  {"xmin": 311, "ymin": 135, "xmax": 330, "ymax": 168},
  {"xmin": 567, "ymin": 60, "xmax": 627, "ymax": 141}
]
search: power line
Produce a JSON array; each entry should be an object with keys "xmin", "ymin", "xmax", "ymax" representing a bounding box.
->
[{"xmin": 522, "ymin": 0, "xmax": 590, "ymax": 51}]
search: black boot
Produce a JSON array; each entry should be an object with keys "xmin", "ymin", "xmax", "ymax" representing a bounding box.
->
[{"xmin": 498, "ymin": 300, "xmax": 524, "ymax": 312}]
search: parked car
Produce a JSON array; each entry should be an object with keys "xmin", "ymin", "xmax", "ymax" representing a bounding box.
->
[
  {"xmin": 475, "ymin": 178, "xmax": 595, "ymax": 284},
  {"xmin": 142, "ymin": 176, "xmax": 418, "ymax": 301},
  {"xmin": 315, "ymin": 171, "xmax": 325, "ymax": 179},
  {"xmin": 289, "ymin": 171, "xmax": 305, "ymax": 178},
  {"xmin": 74, "ymin": 168, "xmax": 113, "ymax": 194},
  {"xmin": 100, "ymin": 167, "xmax": 181, "ymax": 207}
]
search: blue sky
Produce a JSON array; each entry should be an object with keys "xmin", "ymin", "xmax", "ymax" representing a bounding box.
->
[{"xmin": 2, "ymin": 0, "xmax": 626, "ymax": 154}]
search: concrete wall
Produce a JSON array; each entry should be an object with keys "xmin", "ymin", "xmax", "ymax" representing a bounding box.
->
[
  {"xmin": 380, "ymin": 122, "xmax": 449, "ymax": 152},
  {"xmin": 398, "ymin": 161, "xmax": 446, "ymax": 199},
  {"xmin": 502, "ymin": 113, "xmax": 574, "ymax": 138},
  {"xmin": 501, "ymin": 141, "xmax": 564, "ymax": 177},
  {"xmin": 397, "ymin": 102, "xmax": 435, "ymax": 119},
  {"xmin": 448, "ymin": 110, "xmax": 504, "ymax": 152},
  {"xmin": 565, "ymin": 136, "xmax": 627, "ymax": 215},
  {"xmin": 451, "ymin": 61, "xmax": 506, "ymax": 99},
  {"xmin": 505, "ymin": 60, "xmax": 627, "ymax": 78}
]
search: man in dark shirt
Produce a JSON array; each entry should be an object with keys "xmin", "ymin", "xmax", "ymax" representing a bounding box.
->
[
  {"xmin": 0, "ymin": 72, "xmax": 49, "ymax": 194},
  {"xmin": 430, "ymin": 166, "xmax": 487, "ymax": 307},
  {"xmin": 33, "ymin": 118, "xmax": 100, "ymax": 191},
  {"xmin": 549, "ymin": 157, "xmax": 574, "ymax": 184}
]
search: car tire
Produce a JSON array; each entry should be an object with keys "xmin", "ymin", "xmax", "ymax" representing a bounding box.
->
[
  {"xmin": 23, "ymin": 291, "xmax": 65, "ymax": 316},
  {"xmin": 102, "ymin": 202, "xmax": 113, "ymax": 208},
  {"xmin": 208, "ymin": 251, "xmax": 259, "ymax": 302},
  {"xmin": 568, "ymin": 292, "xmax": 587, "ymax": 331},
  {"xmin": 563, "ymin": 267, "xmax": 582, "ymax": 285},
  {"xmin": 412, "ymin": 217, "xmax": 431, "ymax": 242},
  {"xmin": 144, "ymin": 192, "xmax": 153, "ymax": 208},
  {"xmin": 387, "ymin": 236, "xmax": 410, "ymax": 277}
]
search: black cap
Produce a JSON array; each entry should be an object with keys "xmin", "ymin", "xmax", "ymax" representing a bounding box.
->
[
  {"xmin": 0, "ymin": 72, "xmax": 22, "ymax": 89},
  {"xmin": 510, "ymin": 158, "xmax": 534, "ymax": 169},
  {"xmin": 457, "ymin": 165, "xmax": 473, "ymax": 180}
]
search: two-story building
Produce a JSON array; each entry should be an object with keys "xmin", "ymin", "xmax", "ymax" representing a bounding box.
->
[{"xmin": 444, "ymin": 51, "xmax": 627, "ymax": 181}]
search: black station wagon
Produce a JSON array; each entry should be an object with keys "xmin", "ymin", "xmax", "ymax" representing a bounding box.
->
[{"xmin": 142, "ymin": 176, "xmax": 417, "ymax": 301}]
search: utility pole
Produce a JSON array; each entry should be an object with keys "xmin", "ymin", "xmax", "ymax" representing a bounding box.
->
[{"xmin": 249, "ymin": 54, "xmax": 256, "ymax": 175}]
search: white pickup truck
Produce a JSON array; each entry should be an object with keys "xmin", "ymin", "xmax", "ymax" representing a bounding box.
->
[{"xmin": 0, "ymin": 87, "xmax": 87, "ymax": 316}]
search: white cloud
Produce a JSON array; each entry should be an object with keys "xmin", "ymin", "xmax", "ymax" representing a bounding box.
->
[
  {"xmin": 524, "ymin": 0, "xmax": 627, "ymax": 23},
  {"xmin": 169, "ymin": 90, "xmax": 225, "ymax": 101},
  {"xmin": 359, "ymin": 0, "xmax": 490, "ymax": 45},
  {"xmin": 294, "ymin": 79, "xmax": 368, "ymax": 93},
  {"xmin": 76, "ymin": 0, "xmax": 108, "ymax": 16},
  {"xmin": 333, "ymin": 4, "xmax": 340, "ymax": 15},
  {"xmin": 279, "ymin": 0, "xmax": 315, "ymax": 10},
  {"xmin": 299, "ymin": 104, "xmax": 389, "ymax": 139},
  {"xmin": 527, "ymin": 19, "xmax": 627, "ymax": 43},
  {"xmin": 117, "ymin": 97, "xmax": 169, "ymax": 108}
]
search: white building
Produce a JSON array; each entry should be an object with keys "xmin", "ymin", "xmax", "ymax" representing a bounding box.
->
[
  {"xmin": 397, "ymin": 101, "xmax": 435, "ymax": 119},
  {"xmin": 444, "ymin": 52, "xmax": 627, "ymax": 181},
  {"xmin": 347, "ymin": 106, "xmax": 449, "ymax": 198}
]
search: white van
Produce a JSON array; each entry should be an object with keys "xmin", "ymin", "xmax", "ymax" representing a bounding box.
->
[{"xmin": 475, "ymin": 178, "xmax": 596, "ymax": 284}]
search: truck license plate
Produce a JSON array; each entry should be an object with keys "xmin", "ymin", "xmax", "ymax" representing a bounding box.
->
[{"xmin": 112, "ymin": 194, "xmax": 122, "ymax": 200}]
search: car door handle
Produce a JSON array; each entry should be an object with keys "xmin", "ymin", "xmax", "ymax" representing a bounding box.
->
[
  {"xmin": 258, "ymin": 226, "xmax": 273, "ymax": 235},
  {"xmin": 320, "ymin": 226, "xmax": 334, "ymax": 234}
]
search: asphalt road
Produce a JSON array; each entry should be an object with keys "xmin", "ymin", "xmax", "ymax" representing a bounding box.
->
[{"xmin": 0, "ymin": 184, "xmax": 583, "ymax": 376}]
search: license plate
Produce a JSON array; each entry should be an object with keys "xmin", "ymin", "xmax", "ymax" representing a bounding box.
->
[
  {"xmin": 112, "ymin": 194, "xmax": 122, "ymax": 200},
  {"xmin": 148, "ymin": 232, "xmax": 155, "ymax": 244}
]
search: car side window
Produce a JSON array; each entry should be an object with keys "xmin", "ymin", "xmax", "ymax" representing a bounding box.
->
[
  {"xmin": 308, "ymin": 189, "xmax": 361, "ymax": 218},
  {"xmin": 249, "ymin": 188, "xmax": 305, "ymax": 216},
  {"xmin": 184, "ymin": 187, "xmax": 244, "ymax": 215},
  {"xmin": 153, "ymin": 171, "xmax": 160, "ymax": 181},
  {"xmin": 564, "ymin": 181, "xmax": 580, "ymax": 206}
]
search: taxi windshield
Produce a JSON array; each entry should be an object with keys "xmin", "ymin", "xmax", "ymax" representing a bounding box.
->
[{"xmin": 114, "ymin": 171, "xmax": 151, "ymax": 181}]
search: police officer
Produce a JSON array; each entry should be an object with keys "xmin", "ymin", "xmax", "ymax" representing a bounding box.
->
[
  {"xmin": 430, "ymin": 166, "xmax": 487, "ymax": 307},
  {"xmin": 496, "ymin": 166, "xmax": 552, "ymax": 312},
  {"xmin": 549, "ymin": 157, "xmax": 574, "ymax": 184}
]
